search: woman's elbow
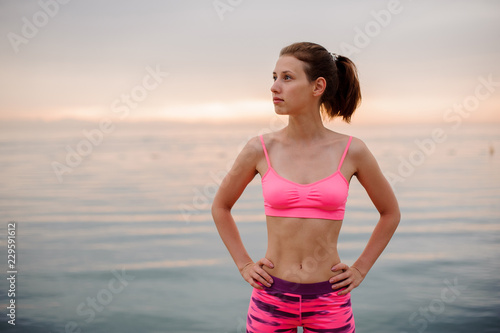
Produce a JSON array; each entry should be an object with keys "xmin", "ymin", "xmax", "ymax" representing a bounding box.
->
[
  {"xmin": 393, "ymin": 209, "xmax": 401, "ymax": 226},
  {"xmin": 380, "ymin": 204, "xmax": 401, "ymax": 228},
  {"xmin": 387, "ymin": 206, "xmax": 401, "ymax": 228},
  {"xmin": 211, "ymin": 197, "xmax": 231, "ymax": 220},
  {"xmin": 211, "ymin": 200, "xmax": 222, "ymax": 219}
]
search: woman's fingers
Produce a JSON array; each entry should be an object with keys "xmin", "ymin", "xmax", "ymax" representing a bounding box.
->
[
  {"xmin": 252, "ymin": 273, "xmax": 271, "ymax": 287},
  {"xmin": 249, "ymin": 278, "xmax": 264, "ymax": 289},
  {"xmin": 331, "ymin": 262, "xmax": 348, "ymax": 272},
  {"xmin": 329, "ymin": 270, "xmax": 349, "ymax": 284},
  {"xmin": 329, "ymin": 263, "xmax": 364, "ymax": 294},
  {"xmin": 330, "ymin": 276, "xmax": 351, "ymax": 289},
  {"xmin": 243, "ymin": 268, "xmax": 265, "ymax": 289},
  {"xmin": 259, "ymin": 257, "xmax": 275, "ymax": 269},
  {"xmin": 241, "ymin": 257, "xmax": 276, "ymax": 288},
  {"xmin": 253, "ymin": 266, "xmax": 273, "ymax": 286},
  {"xmin": 254, "ymin": 258, "xmax": 274, "ymax": 286},
  {"xmin": 338, "ymin": 284, "xmax": 354, "ymax": 296}
]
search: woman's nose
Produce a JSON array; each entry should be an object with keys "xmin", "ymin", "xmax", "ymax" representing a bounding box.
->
[{"xmin": 270, "ymin": 80, "xmax": 279, "ymax": 93}]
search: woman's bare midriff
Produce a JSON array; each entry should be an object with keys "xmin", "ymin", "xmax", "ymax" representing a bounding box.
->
[{"xmin": 262, "ymin": 216, "xmax": 344, "ymax": 284}]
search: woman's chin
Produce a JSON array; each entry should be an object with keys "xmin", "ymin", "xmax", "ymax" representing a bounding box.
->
[{"xmin": 274, "ymin": 107, "xmax": 288, "ymax": 116}]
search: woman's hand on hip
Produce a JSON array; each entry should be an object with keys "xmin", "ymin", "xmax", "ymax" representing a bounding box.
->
[
  {"xmin": 329, "ymin": 262, "xmax": 365, "ymax": 295},
  {"xmin": 239, "ymin": 258, "xmax": 275, "ymax": 289}
]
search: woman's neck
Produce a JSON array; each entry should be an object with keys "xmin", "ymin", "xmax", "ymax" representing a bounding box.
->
[{"xmin": 285, "ymin": 110, "xmax": 328, "ymax": 142}]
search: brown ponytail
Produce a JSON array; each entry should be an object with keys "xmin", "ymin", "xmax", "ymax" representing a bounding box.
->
[{"xmin": 279, "ymin": 42, "xmax": 361, "ymax": 123}]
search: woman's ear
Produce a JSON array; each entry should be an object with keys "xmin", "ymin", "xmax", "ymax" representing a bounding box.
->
[{"xmin": 312, "ymin": 77, "xmax": 327, "ymax": 97}]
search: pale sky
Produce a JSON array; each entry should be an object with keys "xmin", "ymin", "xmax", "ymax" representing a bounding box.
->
[{"xmin": 0, "ymin": 0, "xmax": 499, "ymax": 124}]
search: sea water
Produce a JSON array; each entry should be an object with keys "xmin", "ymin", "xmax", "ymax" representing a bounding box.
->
[{"xmin": 0, "ymin": 119, "xmax": 499, "ymax": 332}]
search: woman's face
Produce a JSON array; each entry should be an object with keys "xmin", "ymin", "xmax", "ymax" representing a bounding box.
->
[{"xmin": 271, "ymin": 55, "xmax": 316, "ymax": 116}]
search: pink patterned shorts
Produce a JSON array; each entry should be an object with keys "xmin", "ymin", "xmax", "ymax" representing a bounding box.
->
[{"xmin": 246, "ymin": 275, "xmax": 355, "ymax": 332}]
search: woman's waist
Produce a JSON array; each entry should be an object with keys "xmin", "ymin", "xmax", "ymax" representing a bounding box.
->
[
  {"xmin": 263, "ymin": 251, "xmax": 342, "ymax": 284},
  {"xmin": 261, "ymin": 274, "xmax": 344, "ymax": 295}
]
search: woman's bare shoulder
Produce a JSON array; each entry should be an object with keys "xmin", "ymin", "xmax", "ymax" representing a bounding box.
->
[
  {"xmin": 345, "ymin": 136, "xmax": 381, "ymax": 175},
  {"xmin": 245, "ymin": 135, "xmax": 263, "ymax": 150},
  {"xmin": 348, "ymin": 135, "xmax": 368, "ymax": 150},
  {"xmin": 326, "ymin": 130, "xmax": 365, "ymax": 150},
  {"xmin": 324, "ymin": 131, "xmax": 371, "ymax": 159},
  {"xmin": 238, "ymin": 134, "xmax": 271, "ymax": 163},
  {"xmin": 255, "ymin": 130, "xmax": 284, "ymax": 149}
]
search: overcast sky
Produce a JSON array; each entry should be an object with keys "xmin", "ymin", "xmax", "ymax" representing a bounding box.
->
[{"xmin": 1, "ymin": 0, "xmax": 499, "ymax": 123}]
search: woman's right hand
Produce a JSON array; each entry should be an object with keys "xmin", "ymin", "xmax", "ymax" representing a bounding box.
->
[{"xmin": 239, "ymin": 258, "xmax": 275, "ymax": 289}]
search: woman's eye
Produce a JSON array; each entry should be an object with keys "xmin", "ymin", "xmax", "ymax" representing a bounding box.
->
[{"xmin": 272, "ymin": 75, "xmax": 291, "ymax": 81}]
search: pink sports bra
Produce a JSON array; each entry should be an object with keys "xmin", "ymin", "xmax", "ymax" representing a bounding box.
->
[{"xmin": 260, "ymin": 135, "xmax": 352, "ymax": 220}]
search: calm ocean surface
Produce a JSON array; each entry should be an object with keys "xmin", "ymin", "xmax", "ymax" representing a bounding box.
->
[{"xmin": 0, "ymin": 119, "xmax": 499, "ymax": 333}]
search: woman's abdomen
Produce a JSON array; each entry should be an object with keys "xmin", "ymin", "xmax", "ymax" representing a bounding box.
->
[{"xmin": 263, "ymin": 216, "xmax": 344, "ymax": 284}]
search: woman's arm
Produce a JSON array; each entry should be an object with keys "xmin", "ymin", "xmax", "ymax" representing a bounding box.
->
[
  {"xmin": 331, "ymin": 137, "xmax": 401, "ymax": 294},
  {"xmin": 211, "ymin": 137, "xmax": 274, "ymax": 289}
]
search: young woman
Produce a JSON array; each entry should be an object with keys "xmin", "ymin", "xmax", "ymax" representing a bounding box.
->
[{"xmin": 212, "ymin": 42, "xmax": 400, "ymax": 332}]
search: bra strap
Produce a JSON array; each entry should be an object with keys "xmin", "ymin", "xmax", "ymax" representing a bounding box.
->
[
  {"xmin": 259, "ymin": 135, "xmax": 271, "ymax": 167},
  {"xmin": 338, "ymin": 136, "xmax": 353, "ymax": 171}
]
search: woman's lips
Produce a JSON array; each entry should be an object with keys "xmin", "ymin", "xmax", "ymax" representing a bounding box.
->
[{"xmin": 273, "ymin": 98, "xmax": 284, "ymax": 104}]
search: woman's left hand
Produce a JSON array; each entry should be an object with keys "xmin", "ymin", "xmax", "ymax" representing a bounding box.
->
[{"xmin": 329, "ymin": 263, "xmax": 365, "ymax": 295}]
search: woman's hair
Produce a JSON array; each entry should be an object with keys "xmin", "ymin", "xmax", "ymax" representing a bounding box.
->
[{"xmin": 279, "ymin": 42, "xmax": 361, "ymax": 123}]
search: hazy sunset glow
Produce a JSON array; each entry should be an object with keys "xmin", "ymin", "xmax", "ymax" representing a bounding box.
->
[{"xmin": 0, "ymin": 0, "xmax": 499, "ymax": 124}]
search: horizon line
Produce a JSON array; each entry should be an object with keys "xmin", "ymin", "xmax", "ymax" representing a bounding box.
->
[{"xmin": 1, "ymin": 115, "xmax": 499, "ymax": 127}]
